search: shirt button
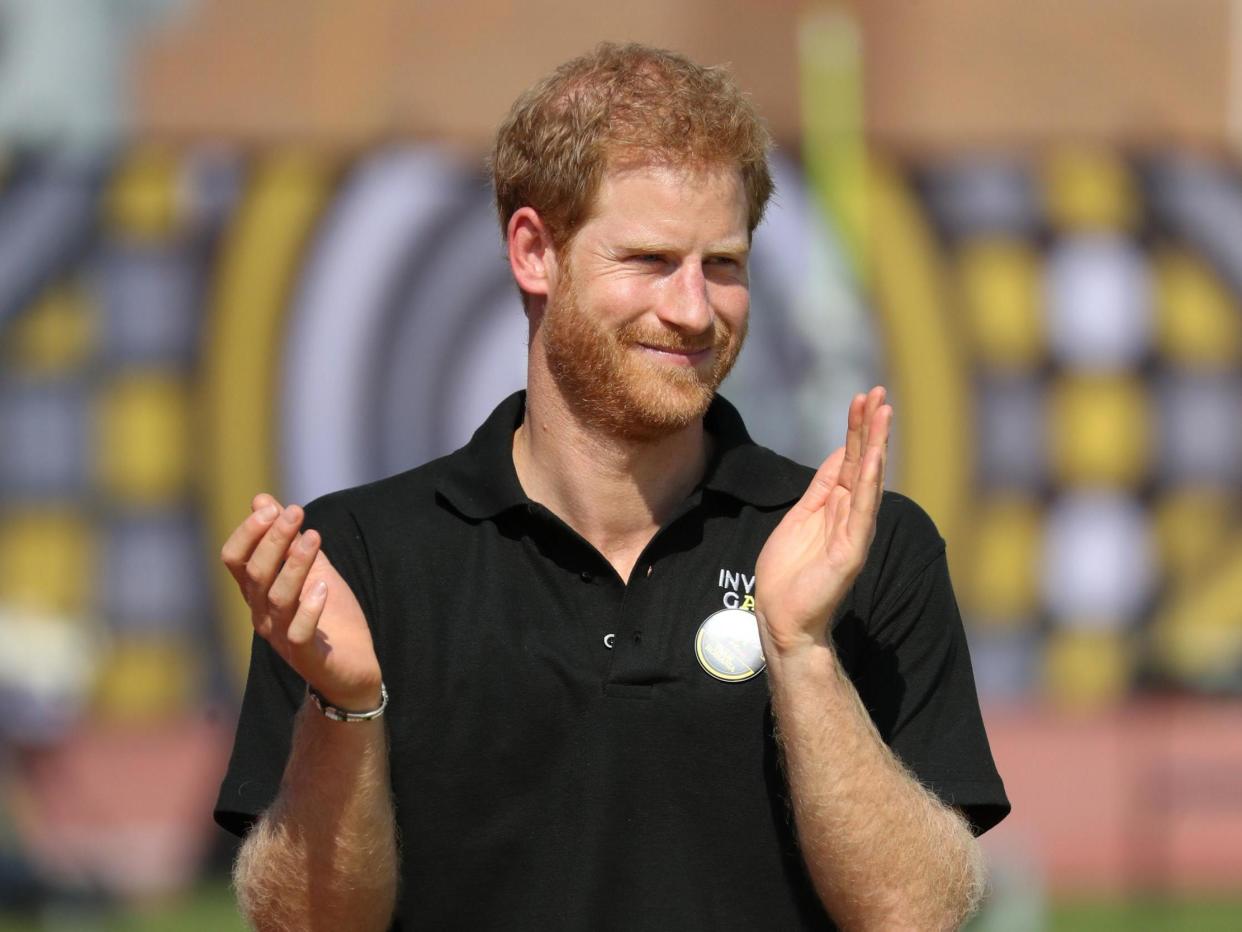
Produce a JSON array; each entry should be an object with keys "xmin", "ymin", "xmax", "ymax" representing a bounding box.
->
[{"xmin": 580, "ymin": 570, "xmax": 593, "ymax": 583}]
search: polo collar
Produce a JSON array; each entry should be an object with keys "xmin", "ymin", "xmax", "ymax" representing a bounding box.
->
[
  {"xmin": 435, "ymin": 391, "xmax": 807, "ymax": 520},
  {"xmin": 435, "ymin": 391, "xmax": 530, "ymax": 519},
  {"xmin": 700, "ymin": 395, "xmax": 809, "ymax": 508}
]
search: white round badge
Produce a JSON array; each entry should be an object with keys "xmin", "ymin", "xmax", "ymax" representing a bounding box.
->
[{"xmin": 694, "ymin": 608, "xmax": 766, "ymax": 682}]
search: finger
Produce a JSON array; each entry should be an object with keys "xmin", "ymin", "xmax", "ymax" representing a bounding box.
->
[
  {"xmin": 847, "ymin": 387, "xmax": 886, "ymax": 499},
  {"xmin": 251, "ymin": 492, "xmax": 281, "ymax": 514},
  {"xmin": 243, "ymin": 504, "xmax": 304, "ymax": 608},
  {"xmin": 839, "ymin": 393, "xmax": 866, "ymax": 490},
  {"xmin": 266, "ymin": 529, "xmax": 321, "ymax": 630},
  {"xmin": 286, "ymin": 578, "xmax": 328, "ymax": 648},
  {"xmin": 795, "ymin": 446, "xmax": 847, "ymax": 514},
  {"xmin": 846, "ymin": 405, "xmax": 892, "ymax": 545},
  {"xmin": 857, "ymin": 385, "xmax": 886, "ymax": 458},
  {"xmin": 867, "ymin": 400, "xmax": 893, "ymax": 459},
  {"xmin": 221, "ymin": 499, "xmax": 282, "ymax": 592},
  {"xmin": 860, "ymin": 399, "xmax": 892, "ymax": 492}
]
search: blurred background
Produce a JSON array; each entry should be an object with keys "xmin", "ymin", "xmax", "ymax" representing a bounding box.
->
[{"xmin": 0, "ymin": 0, "xmax": 1239, "ymax": 929}]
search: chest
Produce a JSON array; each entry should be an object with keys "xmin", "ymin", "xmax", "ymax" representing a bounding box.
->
[{"xmin": 392, "ymin": 507, "xmax": 781, "ymax": 689}]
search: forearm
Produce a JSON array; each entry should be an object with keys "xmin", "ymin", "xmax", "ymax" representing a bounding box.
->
[
  {"xmin": 765, "ymin": 640, "xmax": 984, "ymax": 931},
  {"xmin": 234, "ymin": 699, "xmax": 399, "ymax": 932}
]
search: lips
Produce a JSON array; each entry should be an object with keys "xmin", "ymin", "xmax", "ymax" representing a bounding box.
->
[{"xmin": 636, "ymin": 343, "xmax": 713, "ymax": 365}]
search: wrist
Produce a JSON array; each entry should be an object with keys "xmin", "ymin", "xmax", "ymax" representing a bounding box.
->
[
  {"xmin": 757, "ymin": 616, "xmax": 838, "ymax": 682},
  {"xmin": 307, "ymin": 682, "xmax": 387, "ymax": 721},
  {"xmin": 764, "ymin": 638, "xmax": 837, "ymax": 676},
  {"xmin": 756, "ymin": 608, "xmax": 832, "ymax": 660}
]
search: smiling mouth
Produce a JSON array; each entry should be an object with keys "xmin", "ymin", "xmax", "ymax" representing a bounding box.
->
[{"xmin": 636, "ymin": 343, "xmax": 713, "ymax": 364}]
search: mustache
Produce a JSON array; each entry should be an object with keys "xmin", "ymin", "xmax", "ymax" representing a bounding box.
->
[{"xmin": 615, "ymin": 322, "xmax": 732, "ymax": 355}]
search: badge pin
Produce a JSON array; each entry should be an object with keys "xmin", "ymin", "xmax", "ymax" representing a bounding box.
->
[{"xmin": 695, "ymin": 608, "xmax": 766, "ymax": 682}]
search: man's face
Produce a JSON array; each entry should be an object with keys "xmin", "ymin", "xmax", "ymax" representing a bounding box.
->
[{"xmin": 538, "ymin": 163, "xmax": 751, "ymax": 441}]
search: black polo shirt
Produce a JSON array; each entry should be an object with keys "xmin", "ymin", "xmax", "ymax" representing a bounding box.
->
[{"xmin": 216, "ymin": 391, "xmax": 1009, "ymax": 931}]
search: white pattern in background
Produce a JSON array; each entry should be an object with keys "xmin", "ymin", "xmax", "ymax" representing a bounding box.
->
[
  {"xmin": 1041, "ymin": 492, "xmax": 1155, "ymax": 626},
  {"xmin": 1045, "ymin": 235, "xmax": 1152, "ymax": 369},
  {"xmin": 280, "ymin": 148, "xmax": 473, "ymax": 505}
]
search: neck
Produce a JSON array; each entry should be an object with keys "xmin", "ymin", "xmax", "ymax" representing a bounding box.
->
[{"xmin": 514, "ymin": 373, "xmax": 711, "ymax": 581}]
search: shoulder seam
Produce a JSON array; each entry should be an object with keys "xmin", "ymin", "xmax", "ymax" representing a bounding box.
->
[{"xmin": 344, "ymin": 504, "xmax": 378, "ymax": 618}]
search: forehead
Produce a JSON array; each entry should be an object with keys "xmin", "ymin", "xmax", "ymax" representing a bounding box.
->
[{"xmin": 577, "ymin": 163, "xmax": 749, "ymax": 247}]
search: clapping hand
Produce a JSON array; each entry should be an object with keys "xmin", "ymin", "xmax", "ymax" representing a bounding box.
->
[
  {"xmin": 220, "ymin": 494, "xmax": 383, "ymax": 711},
  {"xmin": 754, "ymin": 387, "xmax": 892, "ymax": 658}
]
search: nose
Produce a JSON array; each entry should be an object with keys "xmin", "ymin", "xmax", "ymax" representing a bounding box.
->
[{"xmin": 657, "ymin": 261, "xmax": 714, "ymax": 334}]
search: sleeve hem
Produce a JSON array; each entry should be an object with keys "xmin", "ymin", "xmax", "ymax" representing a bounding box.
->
[
  {"xmin": 214, "ymin": 806, "xmax": 261, "ymax": 839},
  {"xmin": 919, "ymin": 778, "xmax": 1012, "ymax": 835}
]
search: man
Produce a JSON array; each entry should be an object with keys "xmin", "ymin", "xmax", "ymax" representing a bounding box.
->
[{"xmin": 215, "ymin": 43, "xmax": 1009, "ymax": 931}]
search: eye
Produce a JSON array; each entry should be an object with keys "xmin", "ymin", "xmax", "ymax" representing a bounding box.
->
[
  {"xmin": 631, "ymin": 253, "xmax": 667, "ymax": 265},
  {"xmin": 705, "ymin": 255, "xmax": 747, "ymax": 276}
]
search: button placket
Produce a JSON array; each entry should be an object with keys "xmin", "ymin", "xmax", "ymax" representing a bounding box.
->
[{"xmin": 523, "ymin": 508, "xmax": 622, "ymax": 672}]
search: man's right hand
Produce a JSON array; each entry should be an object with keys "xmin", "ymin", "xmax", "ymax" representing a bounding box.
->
[{"xmin": 220, "ymin": 493, "xmax": 383, "ymax": 711}]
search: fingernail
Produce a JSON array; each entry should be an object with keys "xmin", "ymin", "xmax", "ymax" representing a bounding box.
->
[
  {"xmin": 312, "ymin": 580, "xmax": 327, "ymax": 599},
  {"xmin": 258, "ymin": 505, "xmax": 278, "ymax": 521},
  {"xmin": 281, "ymin": 506, "xmax": 299, "ymax": 525}
]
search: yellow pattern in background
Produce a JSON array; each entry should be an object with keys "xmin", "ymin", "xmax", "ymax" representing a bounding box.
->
[
  {"xmin": 1049, "ymin": 373, "xmax": 1151, "ymax": 488},
  {"xmin": 1151, "ymin": 534, "xmax": 1242, "ymax": 685},
  {"xmin": 1154, "ymin": 487, "xmax": 1237, "ymax": 585},
  {"xmin": 1154, "ymin": 249, "xmax": 1242, "ymax": 368},
  {"xmin": 961, "ymin": 494, "xmax": 1043, "ymax": 625},
  {"xmin": 1044, "ymin": 627, "xmax": 1131, "ymax": 708},
  {"xmin": 96, "ymin": 371, "xmax": 192, "ymax": 503},
  {"xmin": 799, "ymin": 6, "xmax": 868, "ymax": 280},
  {"xmin": 92, "ymin": 637, "xmax": 200, "ymax": 722},
  {"xmin": 866, "ymin": 160, "xmax": 974, "ymax": 574},
  {"xmin": 4, "ymin": 282, "xmax": 97, "ymax": 374},
  {"xmin": 199, "ymin": 152, "xmax": 335, "ymax": 680},
  {"xmin": 105, "ymin": 146, "xmax": 181, "ymax": 242},
  {"xmin": 1044, "ymin": 146, "xmax": 1138, "ymax": 232},
  {"xmin": 0, "ymin": 510, "xmax": 94, "ymax": 615},
  {"xmin": 957, "ymin": 238, "xmax": 1044, "ymax": 370}
]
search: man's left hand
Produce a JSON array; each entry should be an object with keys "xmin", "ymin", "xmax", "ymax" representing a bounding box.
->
[{"xmin": 754, "ymin": 386, "xmax": 892, "ymax": 658}]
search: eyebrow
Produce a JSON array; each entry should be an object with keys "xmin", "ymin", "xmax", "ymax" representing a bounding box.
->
[{"xmin": 619, "ymin": 241, "xmax": 751, "ymax": 259}]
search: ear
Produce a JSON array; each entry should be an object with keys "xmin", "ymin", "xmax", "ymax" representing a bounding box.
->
[{"xmin": 507, "ymin": 207, "xmax": 557, "ymax": 302}]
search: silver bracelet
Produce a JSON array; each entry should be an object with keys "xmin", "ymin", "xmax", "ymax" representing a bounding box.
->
[{"xmin": 307, "ymin": 683, "xmax": 388, "ymax": 722}]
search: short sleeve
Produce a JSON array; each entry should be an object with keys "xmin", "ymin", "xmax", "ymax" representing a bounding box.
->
[
  {"xmin": 848, "ymin": 502, "xmax": 1010, "ymax": 835},
  {"xmin": 213, "ymin": 631, "xmax": 304, "ymax": 837},
  {"xmin": 213, "ymin": 493, "xmax": 377, "ymax": 838}
]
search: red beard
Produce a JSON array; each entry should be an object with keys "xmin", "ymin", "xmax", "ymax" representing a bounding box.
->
[{"xmin": 540, "ymin": 269, "xmax": 746, "ymax": 442}]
